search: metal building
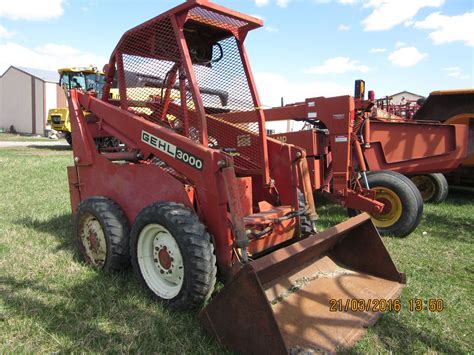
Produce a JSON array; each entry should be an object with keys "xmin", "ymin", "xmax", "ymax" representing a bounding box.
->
[{"xmin": 0, "ymin": 66, "xmax": 67, "ymax": 135}]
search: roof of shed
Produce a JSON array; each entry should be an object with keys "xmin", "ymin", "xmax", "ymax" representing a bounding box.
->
[{"xmin": 0, "ymin": 66, "xmax": 59, "ymax": 83}]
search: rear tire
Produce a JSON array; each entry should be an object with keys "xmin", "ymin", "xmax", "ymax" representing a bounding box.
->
[
  {"xmin": 348, "ymin": 171, "xmax": 423, "ymax": 237},
  {"xmin": 75, "ymin": 196, "xmax": 130, "ymax": 272},
  {"xmin": 410, "ymin": 173, "xmax": 449, "ymax": 203},
  {"xmin": 130, "ymin": 202, "xmax": 217, "ymax": 310}
]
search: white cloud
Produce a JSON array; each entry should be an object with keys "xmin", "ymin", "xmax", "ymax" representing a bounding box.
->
[
  {"xmin": 444, "ymin": 67, "xmax": 470, "ymax": 80},
  {"xmin": 370, "ymin": 48, "xmax": 387, "ymax": 53},
  {"xmin": 414, "ymin": 11, "xmax": 474, "ymax": 47},
  {"xmin": 304, "ymin": 56, "xmax": 370, "ymax": 74},
  {"xmin": 0, "ymin": 25, "xmax": 14, "ymax": 39},
  {"xmin": 265, "ymin": 26, "xmax": 279, "ymax": 33},
  {"xmin": 395, "ymin": 41, "xmax": 406, "ymax": 47},
  {"xmin": 277, "ymin": 0, "xmax": 291, "ymax": 7},
  {"xmin": 255, "ymin": 0, "xmax": 269, "ymax": 6},
  {"xmin": 362, "ymin": 0, "xmax": 444, "ymax": 31},
  {"xmin": 338, "ymin": 0, "xmax": 359, "ymax": 4},
  {"xmin": 0, "ymin": 0, "xmax": 64, "ymax": 20},
  {"xmin": 0, "ymin": 42, "xmax": 107, "ymax": 74},
  {"xmin": 255, "ymin": 72, "xmax": 351, "ymax": 108},
  {"xmin": 338, "ymin": 24, "xmax": 350, "ymax": 31},
  {"xmin": 388, "ymin": 47, "xmax": 427, "ymax": 67}
]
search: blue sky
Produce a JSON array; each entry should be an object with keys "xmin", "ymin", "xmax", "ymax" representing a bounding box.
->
[{"xmin": 0, "ymin": 0, "xmax": 473, "ymax": 106}]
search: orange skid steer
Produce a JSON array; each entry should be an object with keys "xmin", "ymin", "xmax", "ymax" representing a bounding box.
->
[{"xmin": 66, "ymin": 1, "xmax": 405, "ymax": 352}]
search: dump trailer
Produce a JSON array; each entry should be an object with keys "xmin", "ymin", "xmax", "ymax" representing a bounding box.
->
[
  {"xmin": 65, "ymin": 1, "xmax": 405, "ymax": 353},
  {"xmin": 259, "ymin": 81, "xmax": 468, "ymax": 236},
  {"xmin": 410, "ymin": 89, "xmax": 474, "ymax": 188}
]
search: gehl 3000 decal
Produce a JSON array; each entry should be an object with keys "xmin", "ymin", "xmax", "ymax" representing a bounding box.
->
[{"xmin": 141, "ymin": 131, "xmax": 204, "ymax": 171}]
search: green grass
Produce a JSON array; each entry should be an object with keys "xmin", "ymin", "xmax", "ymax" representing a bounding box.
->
[
  {"xmin": 0, "ymin": 133, "xmax": 54, "ymax": 142},
  {"xmin": 1, "ymin": 146, "xmax": 473, "ymax": 353}
]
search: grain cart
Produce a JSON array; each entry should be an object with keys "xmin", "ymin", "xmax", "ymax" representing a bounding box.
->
[
  {"xmin": 65, "ymin": 1, "xmax": 405, "ymax": 353},
  {"xmin": 254, "ymin": 81, "xmax": 468, "ymax": 237}
]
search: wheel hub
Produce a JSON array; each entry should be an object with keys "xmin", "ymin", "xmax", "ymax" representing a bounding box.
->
[
  {"xmin": 378, "ymin": 197, "xmax": 393, "ymax": 215},
  {"xmin": 137, "ymin": 224, "xmax": 184, "ymax": 299},
  {"xmin": 370, "ymin": 187, "xmax": 403, "ymax": 228},
  {"xmin": 157, "ymin": 247, "xmax": 172, "ymax": 270},
  {"xmin": 411, "ymin": 175, "xmax": 435, "ymax": 201},
  {"xmin": 80, "ymin": 214, "xmax": 106, "ymax": 267}
]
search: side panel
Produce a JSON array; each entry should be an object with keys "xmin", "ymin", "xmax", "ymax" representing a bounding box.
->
[
  {"xmin": 73, "ymin": 158, "xmax": 193, "ymax": 224},
  {"xmin": 365, "ymin": 121, "xmax": 469, "ymax": 174}
]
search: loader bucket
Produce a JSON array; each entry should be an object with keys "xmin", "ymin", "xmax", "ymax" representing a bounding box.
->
[{"xmin": 199, "ymin": 214, "xmax": 405, "ymax": 354}]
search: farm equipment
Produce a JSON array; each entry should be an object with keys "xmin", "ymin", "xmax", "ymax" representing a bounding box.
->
[
  {"xmin": 259, "ymin": 81, "xmax": 468, "ymax": 236},
  {"xmin": 47, "ymin": 67, "xmax": 112, "ymax": 145},
  {"xmin": 373, "ymin": 88, "xmax": 473, "ymax": 198},
  {"xmin": 409, "ymin": 89, "xmax": 474, "ymax": 189},
  {"xmin": 65, "ymin": 1, "xmax": 405, "ymax": 353}
]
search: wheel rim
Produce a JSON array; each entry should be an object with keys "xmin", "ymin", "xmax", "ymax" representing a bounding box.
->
[
  {"xmin": 137, "ymin": 224, "xmax": 184, "ymax": 299},
  {"xmin": 411, "ymin": 175, "xmax": 435, "ymax": 202},
  {"xmin": 369, "ymin": 187, "xmax": 403, "ymax": 228},
  {"xmin": 79, "ymin": 213, "xmax": 107, "ymax": 267}
]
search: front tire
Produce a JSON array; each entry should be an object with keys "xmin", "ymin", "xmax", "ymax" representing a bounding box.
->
[
  {"xmin": 410, "ymin": 173, "xmax": 449, "ymax": 203},
  {"xmin": 75, "ymin": 196, "xmax": 130, "ymax": 272},
  {"xmin": 131, "ymin": 202, "xmax": 217, "ymax": 310},
  {"xmin": 349, "ymin": 171, "xmax": 423, "ymax": 237},
  {"xmin": 64, "ymin": 132, "xmax": 72, "ymax": 147}
]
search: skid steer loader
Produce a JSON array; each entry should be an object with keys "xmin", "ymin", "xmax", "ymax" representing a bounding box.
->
[{"xmin": 66, "ymin": 1, "xmax": 405, "ymax": 352}]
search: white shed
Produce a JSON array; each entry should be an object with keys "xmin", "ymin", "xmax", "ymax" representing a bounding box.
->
[
  {"xmin": 384, "ymin": 90, "xmax": 424, "ymax": 105},
  {"xmin": 0, "ymin": 66, "xmax": 67, "ymax": 135}
]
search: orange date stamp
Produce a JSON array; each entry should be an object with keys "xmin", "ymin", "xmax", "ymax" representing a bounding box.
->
[{"xmin": 329, "ymin": 298, "xmax": 445, "ymax": 313}]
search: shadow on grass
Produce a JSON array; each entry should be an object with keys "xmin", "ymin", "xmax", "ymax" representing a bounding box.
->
[
  {"xmin": 446, "ymin": 186, "xmax": 474, "ymax": 206},
  {"xmin": 15, "ymin": 214, "xmax": 80, "ymax": 261},
  {"xmin": 29, "ymin": 144, "xmax": 71, "ymax": 151},
  {"xmin": 1, "ymin": 272, "xmax": 224, "ymax": 353},
  {"xmin": 421, "ymin": 210, "xmax": 472, "ymax": 243},
  {"xmin": 9, "ymin": 214, "xmax": 226, "ymax": 353},
  {"xmin": 360, "ymin": 314, "xmax": 465, "ymax": 354}
]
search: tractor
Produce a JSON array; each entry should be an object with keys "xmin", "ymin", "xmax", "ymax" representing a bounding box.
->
[
  {"xmin": 65, "ymin": 1, "xmax": 405, "ymax": 353},
  {"xmin": 47, "ymin": 67, "xmax": 106, "ymax": 145}
]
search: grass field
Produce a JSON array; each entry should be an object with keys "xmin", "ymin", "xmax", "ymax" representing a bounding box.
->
[{"xmin": 1, "ymin": 146, "xmax": 473, "ymax": 353}]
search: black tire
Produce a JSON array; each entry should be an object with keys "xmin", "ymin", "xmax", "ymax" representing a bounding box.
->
[
  {"xmin": 368, "ymin": 170, "xmax": 424, "ymax": 213},
  {"xmin": 95, "ymin": 137, "xmax": 121, "ymax": 149},
  {"xmin": 298, "ymin": 190, "xmax": 316, "ymax": 235},
  {"xmin": 348, "ymin": 171, "xmax": 423, "ymax": 237},
  {"xmin": 410, "ymin": 173, "xmax": 449, "ymax": 203},
  {"xmin": 75, "ymin": 196, "xmax": 130, "ymax": 272},
  {"xmin": 64, "ymin": 132, "xmax": 72, "ymax": 147},
  {"xmin": 130, "ymin": 202, "xmax": 217, "ymax": 310}
]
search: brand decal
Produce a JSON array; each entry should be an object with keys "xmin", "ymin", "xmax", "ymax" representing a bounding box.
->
[
  {"xmin": 274, "ymin": 135, "xmax": 288, "ymax": 143},
  {"xmin": 141, "ymin": 130, "xmax": 203, "ymax": 170}
]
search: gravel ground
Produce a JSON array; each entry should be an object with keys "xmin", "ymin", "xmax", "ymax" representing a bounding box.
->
[{"xmin": 0, "ymin": 141, "xmax": 69, "ymax": 148}]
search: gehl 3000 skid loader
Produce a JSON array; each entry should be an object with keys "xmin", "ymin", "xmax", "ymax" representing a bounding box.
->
[{"xmin": 66, "ymin": 1, "xmax": 405, "ymax": 353}]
